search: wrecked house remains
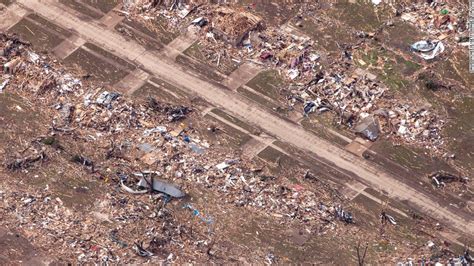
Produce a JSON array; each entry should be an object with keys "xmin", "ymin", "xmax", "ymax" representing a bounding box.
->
[{"xmin": 0, "ymin": 0, "xmax": 472, "ymax": 264}]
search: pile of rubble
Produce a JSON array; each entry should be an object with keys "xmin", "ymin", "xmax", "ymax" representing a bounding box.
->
[
  {"xmin": 1, "ymin": 9, "xmax": 469, "ymax": 259},
  {"xmin": 398, "ymin": 0, "xmax": 470, "ymax": 46},
  {"xmin": 121, "ymin": 2, "xmax": 450, "ymax": 153},
  {"xmin": 124, "ymin": 2, "xmax": 323, "ymax": 82},
  {"xmin": 0, "ymin": 183, "xmax": 208, "ymax": 263},
  {"xmin": 207, "ymin": 6, "xmax": 263, "ymax": 46},
  {"xmin": 429, "ymin": 171, "xmax": 469, "ymax": 189},
  {"xmin": 293, "ymin": 66, "xmax": 445, "ymax": 151},
  {"xmin": 1, "ymin": 32, "xmax": 357, "ymax": 262}
]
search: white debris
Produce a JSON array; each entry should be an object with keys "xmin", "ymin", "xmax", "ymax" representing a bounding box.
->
[
  {"xmin": 28, "ymin": 51, "xmax": 40, "ymax": 63},
  {"xmin": 0, "ymin": 79, "xmax": 9, "ymax": 93},
  {"xmin": 216, "ymin": 162, "xmax": 230, "ymax": 171},
  {"xmin": 144, "ymin": 126, "xmax": 167, "ymax": 136},
  {"xmin": 288, "ymin": 69, "xmax": 300, "ymax": 80},
  {"xmin": 371, "ymin": 0, "xmax": 382, "ymax": 5}
]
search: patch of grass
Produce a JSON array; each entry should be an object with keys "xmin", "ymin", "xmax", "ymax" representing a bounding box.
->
[
  {"xmin": 64, "ymin": 47, "xmax": 129, "ymax": 84},
  {"xmin": 176, "ymin": 55, "xmax": 224, "ymax": 82},
  {"xmin": 444, "ymin": 97, "xmax": 474, "ymax": 174},
  {"xmin": 375, "ymin": 240, "xmax": 395, "ymax": 253},
  {"xmin": 382, "ymin": 21, "xmax": 427, "ymax": 52},
  {"xmin": 434, "ymin": 50, "xmax": 474, "ymax": 88},
  {"xmin": 257, "ymin": 146, "xmax": 302, "ymax": 175},
  {"xmin": 84, "ymin": 43, "xmax": 136, "ymax": 71},
  {"xmin": 234, "ymin": 0, "xmax": 297, "ymax": 25},
  {"xmin": 236, "ymin": 86, "xmax": 280, "ymax": 110},
  {"xmin": 300, "ymin": 116, "xmax": 351, "ymax": 147},
  {"xmin": 246, "ymin": 70, "xmax": 285, "ymax": 100},
  {"xmin": 83, "ymin": 0, "xmax": 119, "ymax": 13},
  {"xmin": 370, "ymin": 140, "xmax": 454, "ymax": 176},
  {"xmin": 295, "ymin": 18, "xmax": 355, "ymax": 53},
  {"xmin": 203, "ymin": 115, "xmax": 251, "ymax": 149},
  {"xmin": 27, "ymin": 14, "xmax": 72, "ymax": 38},
  {"xmin": 41, "ymin": 137, "xmax": 62, "ymax": 150},
  {"xmin": 361, "ymin": 49, "xmax": 379, "ymax": 67},
  {"xmin": 8, "ymin": 18, "xmax": 65, "ymax": 52},
  {"xmin": 328, "ymin": 0, "xmax": 391, "ymax": 32},
  {"xmin": 355, "ymin": 48, "xmax": 414, "ymax": 92},
  {"xmin": 210, "ymin": 108, "xmax": 258, "ymax": 134},
  {"xmin": 382, "ymin": 61, "xmax": 411, "ymax": 92},
  {"xmin": 123, "ymin": 16, "xmax": 179, "ymax": 45},
  {"xmin": 401, "ymin": 57, "xmax": 421, "ymax": 75},
  {"xmin": 133, "ymin": 80, "xmax": 185, "ymax": 104},
  {"xmin": 0, "ymin": 93, "xmax": 45, "ymax": 148},
  {"xmin": 59, "ymin": 0, "xmax": 103, "ymax": 19}
]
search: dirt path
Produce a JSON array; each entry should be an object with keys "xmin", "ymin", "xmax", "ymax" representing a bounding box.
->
[{"xmin": 15, "ymin": 0, "xmax": 474, "ymax": 236}]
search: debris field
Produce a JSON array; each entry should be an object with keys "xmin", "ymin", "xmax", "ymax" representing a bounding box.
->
[{"xmin": 0, "ymin": 0, "xmax": 473, "ymax": 264}]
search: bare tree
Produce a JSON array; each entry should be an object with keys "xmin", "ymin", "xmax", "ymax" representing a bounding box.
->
[{"xmin": 355, "ymin": 239, "xmax": 369, "ymax": 266}]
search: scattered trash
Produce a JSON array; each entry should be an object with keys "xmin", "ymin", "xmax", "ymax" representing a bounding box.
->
[
  {"xmin": 191, "ymin": 17, "xmax": 208, "ymax": 27},
  {"xmin": 371, "ymin": 0, "xmax": 382, "ymax": 5},
  {"xmin": 206, "ymin": 6, "xmax": 263, "ymax": 46},
  {"xmin": 28, "ymin": 51, "xmax": 40, "ymax": 63},
  {"xmin": 6, "ymin": 151, "xmax": 46, "ymax": 171},
  {"xmin": 462, "ymin": 249, "xmax": 473, "ymax": 264},
  {"xmin": 71, "ymin": 154, "xmax": 94, "ymax": 168},
  {"xmin": 288, "ymin": 69, "xmax": 300, "ymax": 80},
  {"xmin": 429, "ymin": 172, "xmax": 467, "ymax": 188},
  {"xmin": 215, "ymin": 162, "xmax": 230, "ymax": 171},
  {"xmin": 0, "ymin": 78, "xmax": 9, "ymax": 93},
  {"xmin": 96, "ymin": 91, "xmax": 121, "ymax": 109},
  {"xmin": 303, "ymin": 101, "xmax": 316, "ymax": 116},
  {"xmin": 138, "ymin": 143, "xmax": 154, "ymax": 153},
  {"xmin": 427, "ymin": 241, "xmax": 435, "ymax": 248},
  {"xmin": 260, "ymin": 51, "xmax": 273, "ymax": 60},
  {"xmin": 183, "ymin": 203, "xmax": 214, "ymax": 225},
  {"xmin": 380, "ymin": 211, "xmax": 397, "ymax": 225},
  {"xmin": 411, "ymin": 41, "xmax": 437, "ymax": 53},
  {"xmin": 265, "ymin": 252, "xmax": 277, "ymax": 264},
  {"xmin": 135, "ymin": 172, "xmax": 186, "ymax": 198},
  {"xmin": 147, "ymin": 97, "xmax": 191, "ymax": 122},
  {"xmin": 177, "ymin": 6, "xmax": 192, "ymax": 19},
  {"xmin": 143, "ymin": 126, "xmax": 167, "ymax": 136},
  {"xmin": 134, "ymin": 241, "xmax": 154, "ymax": 257},
  {"xmin": 120, "ymin": 178, "xmax": 148, "ymax": 194},
  {"xmin": 1, "ymin": 2, "xmax": 469, "ymax": 262},
  {"xmin": 3, "ymin": 57, "xmax": 21, "ymax": 74},
  {"xmin": 117, "ymin": 1, "xmax": 453, "ymax": 153},
  {"xmin": 411, "ymin": 41, "xmax": 445, "ymax": 60},
  {"xmin": 334, "ymin": 205, "xmax": 353, "ymax": 224},
  {"xmin": 189, "ymin": 142, "xmax": 206, "ymax": 154},
  {"xmin": 58, "ymin": 74, "xmax": 81, "ymax": 93},
  {"xmin": 215, "ymin": 159, "xmax": 238, "ymax": 171},
  {"xmin": 110, "ymin": 230, "xmax": 128, "ymax": 248},
  {"xmin": 59, "ymin": 103, "xmax": 74, "ymax": 124}
]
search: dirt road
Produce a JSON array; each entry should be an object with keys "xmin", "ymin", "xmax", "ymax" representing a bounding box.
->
[{"xmin": 14, "ymin": 0, "xmax": 474, "ymax": 236}]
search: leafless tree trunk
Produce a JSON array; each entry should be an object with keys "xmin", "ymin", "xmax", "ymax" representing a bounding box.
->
[{"xmin": 355, "ymin": 240, "xmax": 368, "ymax": 266}]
